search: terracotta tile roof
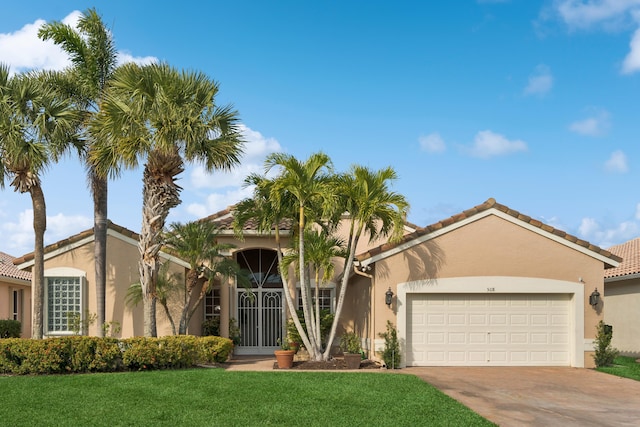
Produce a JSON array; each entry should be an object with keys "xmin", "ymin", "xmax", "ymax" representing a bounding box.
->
[
  {"xmin": 0, "ymin": 251, "xmax": 31, "ymax": 281},
  {"xmin": 356, "ymin": 198, "xmax": 622, "ymax": 266},
  {"xmin": 199, "ymin": 205, "xmax": 293, "ymax": 233},
  {"xmin": 604, "ymin": 237, "xmax": 640, "ymax": 279},
  {"xmin": 12, "ymin": 221, "xmax": 140, "ymax": 266}
]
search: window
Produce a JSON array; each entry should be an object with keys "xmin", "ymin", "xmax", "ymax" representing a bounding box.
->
[
  {"xmin": 297, "ymin": 287, "xmax": 335, "ymax": 313},
  {"xmin": 44, "ymin": 268, "xmax": 86, "ymax": 335},
  {"xmin": 12, "ymin": 289, "xmax": 22, "ymax": 321},
  {"xmin": 204, "ymin": 288, "xmax": 221, "ymax": 320}
]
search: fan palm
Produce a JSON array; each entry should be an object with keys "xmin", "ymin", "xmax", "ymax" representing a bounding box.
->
[
  {"xmin": 0, "ymin": 65, "xmax": 82, "ymax": 338},
  {"xmin": 91, "ymin": 63, "xmax": 243, "ymax": 336},
  {"xmin": 38, "ymin": 8, "xmax": 118, "ymax": 335}
]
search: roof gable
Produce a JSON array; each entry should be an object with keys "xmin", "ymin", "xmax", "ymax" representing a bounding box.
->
[
  {"xmin": 13, "ymin": 221, "xmax": 189, "ymax": 269},
  {"xmin": 356, "ymin": 198, "xmax": 621, "ymax": 269}
]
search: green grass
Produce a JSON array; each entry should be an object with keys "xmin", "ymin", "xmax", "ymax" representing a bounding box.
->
[
  {"xmin": 0, "ymin": 369, "xmax": 494, "ymax": 426},
  {"xmin": 597, "ymin": 356, "xmax": 640, "ymax": 381}
]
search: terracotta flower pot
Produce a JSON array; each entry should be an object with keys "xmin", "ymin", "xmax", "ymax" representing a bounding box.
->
[
  {"xmin": 343, "ymin": 353, "xmax": 361, "ymax": 369},
  {"xmin": 274, "ymin": 349, "xmax": 295, "ymax": 369}
]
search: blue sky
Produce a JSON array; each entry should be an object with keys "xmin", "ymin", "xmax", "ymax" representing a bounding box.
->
[{"xmin": 1, "ymin": 1, "xmax": 640, "ymax": 257}]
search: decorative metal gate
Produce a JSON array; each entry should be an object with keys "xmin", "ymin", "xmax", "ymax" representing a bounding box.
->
[
  {"xmin": 236, "ymin": 289, "xmax": 283, "ymax": 354},
  {"xmin": 235, "ymin": 248, "xmax": 284, "ymax": 355}
]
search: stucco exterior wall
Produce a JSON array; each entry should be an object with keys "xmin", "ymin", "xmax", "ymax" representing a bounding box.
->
[
  {"xmin": 605, "ymin": 278, "xmax": 640, "ymax": 357},
  {"xmin": 357, "ymin": 214, "xmax": 606, "ymax": 368},
  {"xmin": 0, "ymin": 279, "xmax": 31, "ymax": 338}
]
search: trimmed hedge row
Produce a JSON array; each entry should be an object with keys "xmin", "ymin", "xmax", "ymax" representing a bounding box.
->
[{"xmin": 0, "ymin": 335, "xmax": 233, "ymax": 375}]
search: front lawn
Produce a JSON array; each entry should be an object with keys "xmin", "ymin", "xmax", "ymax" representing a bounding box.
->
[
  {"xmin": 0, "ymin": 369, "xmax": 494, "ymax": 426},
  {"xmin": 597, "ymin": 356, "xmax": 640, "ymax": 381}
]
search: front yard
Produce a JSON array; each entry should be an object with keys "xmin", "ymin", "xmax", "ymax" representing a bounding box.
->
[
  {"xmin": 597, "ymin": 356, "xmax": 640, "ymax": 381},
  {"xmin": 0, "ymin": 368, "xmax": 494, "ymax": 426}
]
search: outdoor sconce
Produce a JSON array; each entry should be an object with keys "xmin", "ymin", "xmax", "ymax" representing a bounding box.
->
[
  {"xmin": 589, "ymin": 288, "xmax": 600, "ymax": 308},
  {"xmin": 385, "ymin": 287, "xmax": 394, "ymax": 307}
]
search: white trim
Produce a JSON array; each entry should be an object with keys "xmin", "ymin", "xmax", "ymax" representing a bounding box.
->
[
  {"xmin": 605, "ymin": 273, "xmax": 640, "ymax": 283},
  {"xmin": 360, "ymin": 208, "xmax": 619, "ymax": 268},
  {"xmin": 396, "ymin": 276, "xmax": 585, "ymax": 368},
  {"xmin": 44, "ymin": 267, "xmax": 87, "ymax": 277},
  {"xmin": 584, "ymin": 339, "xmax": 596, "ymax": 352}
]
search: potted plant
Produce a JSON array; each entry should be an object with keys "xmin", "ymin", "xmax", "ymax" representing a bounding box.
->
[
  {"xmin": 340, "ymin": 331, "xmax": 362, "ymax": 369},
  {"xmin": 274, "ymin": 337, "xmax": 295, "ymax": 369}
]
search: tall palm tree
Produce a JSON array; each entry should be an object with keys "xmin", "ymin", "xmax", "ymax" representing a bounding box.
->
[
  {"xmin": 264, "ymin": 152, "xmax": 335, "ymax": 359},
  {"xmin": 163, "ymin": 220, "xmax": 249, "ymax": 335},
  {"xmin": 91, "ymin": 63, "xmax": 243, "ymax": 336},
  {"xmin": 0, "ymin": 65, "xmax": 82, "ymax": 339},
  {"xmin": 322, "ymin": 165, "xmax": 409, "ymax": 359},
  {"xmin": 38, "ymin": 8, "xmax": 118, "ymax": 336}
]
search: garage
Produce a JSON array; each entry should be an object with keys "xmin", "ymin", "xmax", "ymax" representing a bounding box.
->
[{"xmin": 406, "ymin": 293, "xmax": 571, "ymax": 366}]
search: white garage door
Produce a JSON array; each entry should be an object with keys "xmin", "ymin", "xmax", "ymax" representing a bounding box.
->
[{"xmin": 407, "ymin": 293, "xmax": 571, "ymax": 366}]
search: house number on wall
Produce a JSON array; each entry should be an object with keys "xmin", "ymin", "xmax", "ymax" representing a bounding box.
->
[{"xmin": 486, "ymin": 287, "xmax": 495, "ymax": 292}]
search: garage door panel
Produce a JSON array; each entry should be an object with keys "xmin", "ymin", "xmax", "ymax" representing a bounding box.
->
[{"xmin": 407, "ymin": 293, "xmax": 571, "ymax": 366}]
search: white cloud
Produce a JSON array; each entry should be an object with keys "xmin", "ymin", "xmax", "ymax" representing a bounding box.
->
[
  {"xmin": 554, "ymin": 0, "xmax": 640, "ymax": 30},
  {"xmin": 604, "ymin": 150, "xmax": 629, "ymax": 173},
  {"xmin": 186, "ymin": 186, "xmax": 255, "ymax": 218},
  {"xmin": 568, "ymin": 108, "xmax": 611, "ymax": 136},
  {"xmin": 189, "ymin": 124, "xmax": 282, "ymax": 190},
  {"xmin": 0, "ymin": 209, "xmax": 92, "ymax": 257},
  {"xmin": 578, "ymin": 215, "xmax": 640, "ymax": 248},
  {"xmin": 622, "ymin": 26, "xmax": 640, "ymax": 73},
  {"xmin": 524, "ymin": 64, "xmax": 554, "ymax": 96},
  {"xmin": 0, "ymin": 11, "xmax": 157, "ymax": 74},
  {"xmin": 467, "ymin": 130, "xmax": 528, "ymax": 158},
  {"xmin": 419, "ymin": 133, "xmax": 446, "ymax": 153}
]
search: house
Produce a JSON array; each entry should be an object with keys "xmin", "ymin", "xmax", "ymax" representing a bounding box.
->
[
  {"xmin": 604, "ymin": 237, "xmax": 640, "ymax": 357},
  {"xmin": 13, "ymin": 198, "xmax": 620, "ymax": 368},
  {"xmin": 0, "ymin": 251, "xmax": 31, "ymax": 337}
]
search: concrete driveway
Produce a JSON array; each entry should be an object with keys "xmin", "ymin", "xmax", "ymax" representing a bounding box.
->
[{"xmin": 404, "ymin": 366, "xmax": 640, "ymax": 426}]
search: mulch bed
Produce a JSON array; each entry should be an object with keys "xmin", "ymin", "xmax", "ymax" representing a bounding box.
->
[{"xmin": 274, "ymin": 358, "xmax": 383, "ymax": 370}]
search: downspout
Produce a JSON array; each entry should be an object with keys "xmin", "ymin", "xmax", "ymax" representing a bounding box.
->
[{"xmin": 354, "ymin": 261, "xmax": 374, "ymax": 359}]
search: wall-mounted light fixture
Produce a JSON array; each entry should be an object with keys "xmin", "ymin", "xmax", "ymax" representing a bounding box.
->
[
  {"xmin": 385, "ymin": 287, "xmax": 394, "ymax": 307},
  {"xmin": 589, "ymin": 288, "xmax": 600, "ymax": 308}
]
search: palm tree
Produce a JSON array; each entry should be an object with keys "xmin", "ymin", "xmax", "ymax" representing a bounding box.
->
[
  {"xmin": 38, "ymin": 8, "xmax": 118, "ymax": 336},
  {"xmin": 91, "ymin": 63, "xmax": 243, "ymax": 336},
  {"xmin": 0, "ymin": 65, "xmax": 82, "ymax": 339},
  {"xmin": 163, "ymin": 220, "xmax": 249, "ymax": 335},
  {"xmin": 322, "ymin": 165, "xmax": 409, "ymax": 359}
]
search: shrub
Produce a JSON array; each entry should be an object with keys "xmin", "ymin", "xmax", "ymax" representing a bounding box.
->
[
  {"xmin": 202, "ymin": 317, "xmax": 220, "ymax": 336},
  {"xmin": 0, "ymin": 335, "xmax": 232, "ymax": 375},
  {"xmin": 287, "ymin": 309, "xmax": 334, "ymax": 349},
  {"xmin": 593, "ymin": 320, "xmax": 619, "ymax": 367},
  {"xmin": 0, "ymin": 320, "xmax": 21, "ymax": 338},
  {"xmin": 378, "ymin": 320, "xmax": 401, "ymax": 369},
  {"xmin": 340, "ymin": 332, "xmax": 362, "ymax": 354}
]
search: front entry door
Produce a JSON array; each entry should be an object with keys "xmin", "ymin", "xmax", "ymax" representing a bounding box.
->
[
  {"xmin": 235, "ymin": 249, "xmax": 284, "ymax": 355},
  {"xmin": 236, "ymin": 289, "xmax": 283, "ymax": 354}
]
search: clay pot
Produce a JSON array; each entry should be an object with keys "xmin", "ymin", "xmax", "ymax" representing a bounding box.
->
[{"xmin": 274, "ymin": 350, "xmax": 295, "ymax": 369}]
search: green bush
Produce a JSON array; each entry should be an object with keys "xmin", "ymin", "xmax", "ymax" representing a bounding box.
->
[
  {"xmin": 201, "ymin": 317, "xmax": 220, "ymax": 336},
  {"xmin": 0, "ymin": 320, "xmax": 21, "ymax": 338},
  {"xmin": 0, "ymin": 335, "xmax": 233, "ymax": 375},
  {"xmin": 378, "ymin": 320, "xmax": 401, "ymax": 369},
  {"xmin": 593, "ymin": 320, "xmax": 619, "ymax": 367},
  {"xmin": 287, "ymin": 309, "xmax": 334, "ymax": 349}
]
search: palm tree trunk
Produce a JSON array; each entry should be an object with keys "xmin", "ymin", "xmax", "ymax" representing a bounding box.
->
[
  {"xmin": 30, "ymin": 184, "xmax": 46, "ymax": 339},
  {"xmin": 139, "ymin": 151, "xmax": 183, "ymax": 337},
  {"xmin": 92, "ymin": 170, "xmax": 108, "ymax": 337}
]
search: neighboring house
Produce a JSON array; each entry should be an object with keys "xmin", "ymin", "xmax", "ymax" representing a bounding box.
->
[
  {"xmin": 13, "ymin": 198, "xmax": 620, "ymax": 368},
  {"xmin": 604, "ymin": 237, "xmax": 640, "ymax": 357},
  {"xmin": 0, "ymin": 251, "xmax": 31, "ymax": 337},
  {"xmin": 13, "ymin": 222, "xmax": 190, "ymax": 338}
]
